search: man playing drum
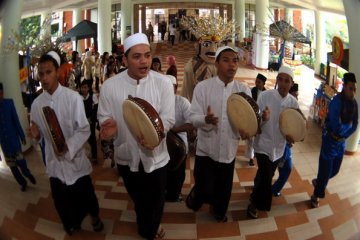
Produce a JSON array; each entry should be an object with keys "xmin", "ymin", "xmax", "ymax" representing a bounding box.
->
[
  {"xmin": 247, "ymin": 66, "xmax": 299, "ymax": 219},
  {"xmin": 311, "ymin": 73, "xmax": 358, "ymax": 208},
  {"xmin": 29, "ymin": 51, "xmax": 103, "ymax": 235},
  {"xmin": 97, "ymin": 33, "xmax": 175, "ymax": 239},
  {"xmin": 186, "ymin": 46, "xmax": 251, "ymax": 222}
]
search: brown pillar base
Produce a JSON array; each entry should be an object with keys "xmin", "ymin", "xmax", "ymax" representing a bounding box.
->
[{"xmin": 345, "ymin": 150, "xmax": 356, "ymax": 156}]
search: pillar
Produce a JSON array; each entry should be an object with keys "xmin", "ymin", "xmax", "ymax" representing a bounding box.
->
[
  {"xmin": 235, "ymin": 0, "xmax": 245, "ymax": 42},
  {"xmin": 0, "ymin": 0, "xmax": 31, "ymax": 151},
  {"xmin": 254, "ymin": 0, "xmax": 269, "ymax": 69},
  {"xmin": 121, "ymin": 0, "xmax": 132, "ymax": 43},
  {"xmin": 314, "ymin": 10, "xmax": 327, "ymax": 75},
  {"xmin": 343, "ymin": 0, "xmax": 360, "ymax": 153},
  {"xmin": 72, "ymin": 8, "xmax": 82, "ymax": 52},
  {"xmin": 98, "ymin": 0, "xmax": 112, "ymax": 54}
]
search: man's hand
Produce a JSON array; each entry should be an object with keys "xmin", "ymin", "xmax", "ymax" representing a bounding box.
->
[
  {"xmin": 239, "ymin": 129, "xmax": 250, "ymax": 140},
  {"xmin": 100, "ymin": 118, "xmax": 117, "ymax": 140},
  {"xmin": 262, "ymin": 106, "xmax": 270, "ymax": 121},
  {"xmin": 28, "ymin": 121, "xmax": 41, "ymax": 141},
  {"xmin": 285, "ymin": 135, "xmax": 295, "ymax": 147},
  {"xmin": 138, "ymin": 134, "xmax": 155, "ymax": 150},
  {"xmin": 205, "ymin": 105, "xmax": 219, "ymax": 126}
]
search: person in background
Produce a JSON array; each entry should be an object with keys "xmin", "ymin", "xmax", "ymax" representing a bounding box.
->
[
  {"xmin": 311, "ymin": 73, "xmax": 358, "ymax": 208},
  {"xmin": 186, "ymin": 46, "xmax": 251, "ymax": 222},
  {"xmin": 29, "ymin": 51, "xmax": 103, "ymax": 235},
  {"xmin": 272, "ymin": 83, "xmax": 299, "ymax": 197},
  {"xmin": 82, "ymin": 51, "xmax": 94, "ymax": 90},
  {"xmin": 246, "ymin": 73, "xmax": 267, "ymax": 166},
  {"xmin": 79, "ymin": 81, "xmax": 98, "ymax": 164},
  {"xmin": 71, "ymin": 51, "xmax": 82, "ymax": 89},
  {"xmin": 0, "ymin": 82, "xmax": 36, "ymax": 192},
  {"xmin": 247, "ymin": 66, "xmax": 298, "ymax": 219},
  {"xmin": 97, "ymin": 33, "xmax": 175, "ymax": 239},
  {"xmin": 93, "ymin": 51, "xmax": 101, "ymax": 92},
  {"xmin": 166, "ymin": 55, "xmax": 177, "ymax": 80},
  {"xmin": 58, "ymin": 52, "xmax": 73, "ymax": 87},
  {"xmin": 165, "ymin": 75, "xmax": 194, "ymax": 202},
  {"xmin": 151, "ymin": 57, "xmax": 163, "ymax": 73}
]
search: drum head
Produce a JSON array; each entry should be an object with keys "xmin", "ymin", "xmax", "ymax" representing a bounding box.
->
[
  {"xmin": 227, "ymin": 93, "xmax": 259, "ymax": 137},
  {"xmin": 123, "ymin": 100, "xmax": 161, "ymax": 148},
  {"xmin": 279, "ymin": 108, "xmax": 306, "ymax": 142}
]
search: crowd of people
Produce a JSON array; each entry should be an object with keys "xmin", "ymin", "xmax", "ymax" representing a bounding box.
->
[{"xmin": 0, "ymin": 31, "xmax": 358, "ymax": 239}]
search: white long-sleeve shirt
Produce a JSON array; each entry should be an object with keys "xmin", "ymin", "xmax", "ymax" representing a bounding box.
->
[
  {"xmin": 174, "ymin": 95, "xmax": 191, "ymax": 153},
  {"xmin": 30, "ymin": 85, "xmax": 92, "ymax": 185},
  {"xmin": 190, "ymin": 76, "xmax": 251, "ymax": 163},
  {"xmin": 253, "ymin": 89, "xmax": 299, "ymax": 162},
  {"xmin": 98, "ymin": 70, "xmax": 175, "ymax": 173}
]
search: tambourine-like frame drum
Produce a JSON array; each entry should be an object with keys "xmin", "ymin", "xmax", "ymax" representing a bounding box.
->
[
  {"xmin": 279, "ymin": 108, "xmax": 306, "ymax": 142},
  {"xmin": 166, "ymin": 130, "xmax": 187, "ymax": 170},
  {"xmin": 227, "ymin": 92, "xmax": 261, "ymax": 137},
  {"xmin": 42, "ymin": 106, "xmax": 67, "ymax": 155},
  {"xmin": 123, "ymin": 96, "xmax": 165, "ymax": 149}
]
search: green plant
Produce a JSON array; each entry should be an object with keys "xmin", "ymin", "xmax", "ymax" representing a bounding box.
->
[{"xmin": 300, "ymin": 54, "xmax": 315, "ymax": 69}]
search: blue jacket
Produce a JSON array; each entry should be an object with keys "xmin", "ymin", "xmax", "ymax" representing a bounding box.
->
[
  {"xmin": 0, "ymin": 99, "xmax": 25, "ymax": 155},
  {"xmin": 325, "ymin": 93, "xmax": 358, "ymax": 139}
]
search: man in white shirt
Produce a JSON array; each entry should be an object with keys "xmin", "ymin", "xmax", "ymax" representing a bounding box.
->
[
  {"xmin": 29, "ymin": 51, "xmax": 103, "ymax": 235},
  {"xmin": 247, "ymin": 65, "xmax": 299, "ymax": 219},
  {"xmin": 97, "ymin": 33, "xmax": 175, "ymax": 239},
  {"xmin": 186, "ymin": 46, "xmax": 251, "ymax": 222}
]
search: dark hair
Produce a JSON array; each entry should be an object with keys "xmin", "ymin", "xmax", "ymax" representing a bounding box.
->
[
  {"xmin": 0, "ymin": 82, "xmax": 3, "ymax": 90},
  {"xmin": 39, "ymin": 53, "xmax": 60, "ymax": 69},
  {"xmin": 72, "ymin": 51, "xmax": 79, "ymax": 63},
  {"xmin": 151, "ymin": 57, "xmax": 162, "ymax": 71}
]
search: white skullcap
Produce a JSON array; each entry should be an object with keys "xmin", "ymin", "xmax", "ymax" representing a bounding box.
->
[
  {"xmin": 47, "ymin": 51, "xmax": 61, "ymax": 67},
  {"xmin": 278, "ymin": 65, "xmax": 294, "ymax": 79},
  {"xmin": 215, "ymin": 46, "xmax": 237, "ymax": 59},
  {"xmin": 167, "ymin": 75, "xmax": 177, "ymax": 85},
  {"xmin": 124, "ymin": 33, "xmax": 150, "ymax": 53}
]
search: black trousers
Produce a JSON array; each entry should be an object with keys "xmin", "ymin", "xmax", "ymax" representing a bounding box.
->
[
  {"xmin": 251, "ymin": 153, "xmax": 279, "ymax": 211},
  {"xmin": 118, "ymin": 163, "xmax": 167, "ymax": 240},
  {"xmin": 87, "ymin": 121, "xmax": 97, "ymax": 159},
  {"xmin": 166, "ymin": 155, "xmax": 187, "ymax": 200},
  {"xmin": 50, "ymin": 175, "xmax": 100, "ymax": 232},
  {"xmin": 191, "ymin": 155, "xmax": 235, "ymax": 218}
]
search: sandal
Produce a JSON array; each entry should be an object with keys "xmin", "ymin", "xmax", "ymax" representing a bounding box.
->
[{"xmin": 155, "ymin": 225, "xmax": 165, "ymax": 239}]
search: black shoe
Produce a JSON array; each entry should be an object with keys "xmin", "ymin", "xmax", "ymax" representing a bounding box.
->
[
  {"xmin": 247, "ymin": 203, "xmax": 258, "ymax": 219},
  {"xmin": 20, "ymin": 183, "xmax": 27, "ymax": 192},
  {"xmin": 273, "ymin": 191, "xmax": 281, "ymax": 197},
  {"xmin": 248, "ymin": 159, "xmax": 255, "ymax": 166},
  {"xmin": 214, "ymin": 214, "xmax": 228, "ymax": 222},
  {"xmin": 312, "ymin": 178, "xmax": 317, "ymax": 187},
  {"xmin": 186, "ymin": 188, "xmax": 201, "ymax": 211},
  {"xmin": 165, "ymin": 193, "xmax": 183, "ymax": 202},
  {"xmin": 310, "ymin": 195, "xmax": 319, "ymax": 208},
  {"xmin": 28, "ymin": 175, "xmax": 36, "ymax": 184}
]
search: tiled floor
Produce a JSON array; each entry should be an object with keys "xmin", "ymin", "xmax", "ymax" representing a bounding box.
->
[{"xmin": 1, "ymin": 41, "xmax": 360, "ymax": 239}]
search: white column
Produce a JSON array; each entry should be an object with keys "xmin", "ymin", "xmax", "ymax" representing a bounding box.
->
[
  {"xmin": 98, "ymin": 0, "xmax": 112, "ymax": 54},
  {"xmin": 343, "ymin": 0, "xmax": 360, "ymax": 153},
  {"xmin": 121, "ymin": 0, "xmax": 132, "ymax": 43},
  {"xmin": 72, "ymin": 8, "xmax": 82, "ymax": 52},
  {"xmin": 235, "ymin": 0, "xmax": 245, "ymax": 42},
  {"xmin": 84, "ymin": 9, "xmax": 89, "ymax": 49},
  {"xmin": 0, "ymin": 0, "xmax": 31, "ymax": 151},
  {"xmin": 314, "ymin": 10, "xmax": 326, "ymax": 75},
  {"xmin": 254, "ymin": 0, "xmax": 269, "ymax": 69},
  {"xmin": 284, "ymin": 8, "xmax": 293, "ymax": 24}
]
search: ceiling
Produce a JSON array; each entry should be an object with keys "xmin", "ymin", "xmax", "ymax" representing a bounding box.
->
[{"xmin": 1, "ymin": 0, "xmax": 345, "ymax": 19}]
